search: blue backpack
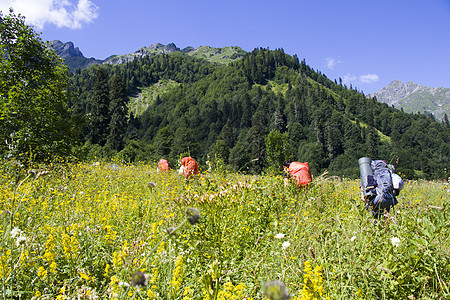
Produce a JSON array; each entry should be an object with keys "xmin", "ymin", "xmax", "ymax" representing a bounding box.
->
[{"xmin": 368, "ymin": 160, "xmax": 398, "ymax": 209}]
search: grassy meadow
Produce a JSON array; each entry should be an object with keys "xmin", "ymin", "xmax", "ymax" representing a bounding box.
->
[{"xmin": 1, "ymin": 161, "xmax": 449, "ymax": 299}]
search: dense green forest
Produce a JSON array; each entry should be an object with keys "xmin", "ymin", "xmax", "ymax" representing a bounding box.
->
[{"xmin": 68, "ymin": 48, "xmax": 449, "ymax": 179}]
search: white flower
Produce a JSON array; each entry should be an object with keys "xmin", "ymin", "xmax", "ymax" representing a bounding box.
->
[
  {"xmin": 15, "ymin": 235, "xmax": 28, "ymax": 246},
  {"xmin": 391, "ymin": 237, "xmax": 400, "ymax": 247},
  {"xmin": 275, "ymin": 233, "xmax": 285, "ymax": 239},
  {"xmin": 282, "ymin": 241, "xmax": 290, "ymax": 250},
  {"xmin": 10, "ymin": 227, "xmax": 22, "ymax": 239},
  {"xmin": 350, "ymin": 236, "xmax": 357, "ymax": 242}
]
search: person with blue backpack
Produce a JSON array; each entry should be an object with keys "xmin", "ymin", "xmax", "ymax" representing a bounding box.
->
[{"xmin": 359, "ymin": 157, "xmax": 404, "ymax": 219}]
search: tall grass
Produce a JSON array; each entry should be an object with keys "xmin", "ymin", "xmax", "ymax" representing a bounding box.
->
[{"xmin": 1, "ymin": 161, "xmax": 449, "ymax": 299}]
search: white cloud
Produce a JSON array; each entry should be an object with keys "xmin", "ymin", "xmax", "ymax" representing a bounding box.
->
[
  {"xmin": 342, "ymin": 73, "xmax": 379, "ymax": 86},
  {"xmin": 359, "ymin": 73, "xmax": 379, "ymax": 83},
  {"xmin": 325, "ymin": 57, "xmax": 341, "ymax": 70},
  {"xmin": 343, "ymin": 73, "xmax": 357, "ymax": 85},
  {"xmin": 0, "ymin": 0, "xmax": 99, "ymax": 29}
]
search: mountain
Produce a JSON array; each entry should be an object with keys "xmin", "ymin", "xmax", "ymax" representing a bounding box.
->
[
  {"xmin": 50, "ymin": 40, "xmax": 102, "ymax": 70},
  {"xmin": 50, "ymin": 40, "xmax": 246, "ymax": 71},
  {"xmin": 372, "ymin": 80, "xmax": 450, "ymax": 120},
  {"xmin": 69, "ymin": 47, "xmax": 449, "ymax": 179}
]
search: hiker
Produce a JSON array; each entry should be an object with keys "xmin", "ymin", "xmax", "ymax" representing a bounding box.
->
[
  {"xmin": 283, "ymin": 159, "xmax": 312, "ymax": 188},
  {"xmin": 157, "ymin": 159, "xmax": 170, "ymax": 172},
  {"xmin": 359, "ymin": 157, "xmax": 403, "ymax": 219},
  {"xmin": 179, "ymin": 156, "xmax": 199, "ymax": 179}
]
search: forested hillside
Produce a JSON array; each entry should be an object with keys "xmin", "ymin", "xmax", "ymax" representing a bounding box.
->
[{"xmin": 69, "ymin": 48, "xmax": 449, "ymax": 179}]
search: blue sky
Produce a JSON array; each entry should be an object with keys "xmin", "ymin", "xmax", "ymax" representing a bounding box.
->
[{"xmin": 1, "ymin": 0, "xmax": 450, "ymax": 94}]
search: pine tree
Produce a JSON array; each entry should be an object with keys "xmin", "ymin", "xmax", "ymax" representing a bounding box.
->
[
  {"xmin": 89, "ymin": 68, "xmax": 110, "ymax": 146},
  {"xmin": 251, "ymin": 110, "xmax": 267, "ymax": 173},
  {"xmin": 325, "ymin": 113, "xmax": 344, "ymax": 160},
  {"xmin": 272, "ymin": 95, "xmax": 286, "ymax": 132},
  {"xmin": 240, "ymin": 94, "xmax": 252, "ymax": 128},
  {"xmin": 219, "ymin": 119, "xmax": 235, "ymax": 148},
  {"xmin": 153, "ymin": 125, "xmax": 174, "ymax": 157},
  {"xmin": 366, "ymin": 126, "xmax": 379, "ymax": 158},
  {"xmin": 107, "ymin": 75, "xmax": 129, "ymax": 151},
  {"xmin": 443, "ymin": 113, "xmax": 449, "ymax": 128},
  {"xmin": 170, "ymin": 116, "xmax": 198, "ymax": 160}
]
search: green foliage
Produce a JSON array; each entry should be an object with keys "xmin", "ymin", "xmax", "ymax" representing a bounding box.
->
[
  {"xmin": 265, "ymin": 130, "xmax": 290, "ymax": 172},
  {"xmin": 0, "ymin": 10, "xmax": 77, "ymax": 163}
]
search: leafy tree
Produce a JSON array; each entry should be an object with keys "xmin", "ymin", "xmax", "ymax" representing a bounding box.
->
[
  {"xmin": 107, "ymin": 75, "xmax": 129, "ymax": 150},
  {"xmin": 265, "ymin": 130, "xmax": 290, "ymax": 170},
  {"xmin": 89, "ymin": 68, "xmax": 110, "ymax": 146},
  {"xmin": 0, "ymin": 10, "xmax": 76, "ymax": 162}
]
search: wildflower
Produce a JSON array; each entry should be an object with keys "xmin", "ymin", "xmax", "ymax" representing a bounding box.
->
[
  {"xmin": 10, "ymin": 227, "xmax": 22, "ymax": 239},
  {"xmin": 15, "ymin": 235, "xmax": 28, "ymax": 246},
  {"xmin": 300, "ymin": 261, "xmax": 326, "ymax": 299},
  {"xmin": 170, "ymin": 255, "xmax": 184, "ymax": 295},
  {"xmin": 131, "ymin": 271, "xmax": 149, "ymax": 287},
  {"xmin": 263, "ymin": 280, "xmax": 290, "ymax": 300},
  {"xmin": 275, "ymin": 233, "xmax": 286, "ymax": 239},
  {"xmin": 350, "ymin": 236, "xmax": 357, "ymax": 242},
  {"xmin": 282, "ymin": 241, "xmax": 290, "ymax": 250},
  {"xmin": 391, "ymin": 237, "xmax": 400, "ymax": 247},
  {"xmin": 147, "ymin": 181, "xmax": 156, "ymax": 188},
  {"xmin": 37, "ymin": 266, "xmax": 48, "ymax": 280},
  {"xmin": 186, "ymin": 207, "xmax": 200, "ymax": 225}
]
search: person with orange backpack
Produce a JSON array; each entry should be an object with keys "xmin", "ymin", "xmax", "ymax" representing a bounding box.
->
[
  {"xmin": 179, "ymin": 156, "xmax": 199, "ymax": 179},
  {"xmin": 283, "ymin": 159, "xmax": 312, "ymax": 188},
  {"xmin": 157, "ymin": 159, "xmax": 171, "ymax": 172}
]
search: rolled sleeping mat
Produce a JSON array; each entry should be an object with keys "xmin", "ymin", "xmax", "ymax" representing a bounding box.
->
[{"xmin": 359, "ymin": 157, "xmax": 376, "ymax": 197}]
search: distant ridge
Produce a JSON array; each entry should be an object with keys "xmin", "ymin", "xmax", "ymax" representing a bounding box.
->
[
  {"xmin": 372, "ymin": 79, "xmax": 450, "ymax": 120},
  {"xmin": 50, "ymin": 41, "xmax": 246, "ymax": 71}
]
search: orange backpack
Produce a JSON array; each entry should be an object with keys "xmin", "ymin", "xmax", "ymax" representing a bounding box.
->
[
  {"xmin": 289, "ymin": 162, "xmax": 312, "ymax": 188},
  {"xmin": 158, "ymin": 159, "xmax": 170, "ymax": 172},
  {"xmin": 181, "ymin": 157, "xmax": 199, "ymax": 178}
]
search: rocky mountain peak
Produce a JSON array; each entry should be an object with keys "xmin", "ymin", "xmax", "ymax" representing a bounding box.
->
[
  {"xmin": 372, "ymin": 80, "xmax": 450, "ymax": 120},
  {"xmin": 50, "ymin": 40, "xmax": 84, "ymax": 59}
]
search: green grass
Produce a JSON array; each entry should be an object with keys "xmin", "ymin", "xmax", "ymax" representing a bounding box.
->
[
  {"xmin": 1, "ymin": 161, "xmax": 449, "ymax": 299},
  {"xmin": 129, "ymin": 79, "xmax": 181, "ymax": 116},
  {"xmin": 186, "ymin": 46, "xmax": 246, "ymax": 65}
]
